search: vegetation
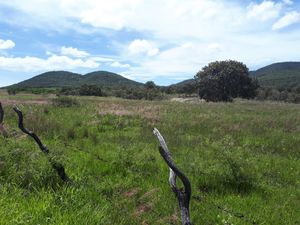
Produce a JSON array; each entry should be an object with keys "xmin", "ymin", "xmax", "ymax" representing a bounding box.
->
[
  {"xmin": 0, "ymin": 91, "xmax": 299, "ymax": 224},
  {"xmin": 256, "ymin": 87, "xmax": 300, "ymax": 103},
  {"xmin": 252, "ymin": 62, "xmax": 300, "ymax": 89},
  {"xmin": 52, "ymin": 96, "xmax": 80, "ymax": 107},
  {"xmin": 249, "ymin": 62, "xmax": 300, "ymax": 103},
  {"xmin": 11, "ymin": 71, "xmax": 142, "ymax": 89},
  {"xmin": 4, "ymin": 61, "xmax": 300, "ymax": 103},
  {"xmin": 195, "ymin": 60, "xmax": 259, "ymax": 102},
  {"xmin": 114, "ymin": 82, "xmax": 165, "ymax": 100},
  {"xmin": 164, "ymin": 79, "xmax": 198, "ymax": 96}
]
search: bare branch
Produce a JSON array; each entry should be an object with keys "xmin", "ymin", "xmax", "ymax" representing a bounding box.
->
[
  {"xmin": 153, "ymin": 128, "xmax": 192, "ymax": 225},
  {"xmin": 0, "ymin": 102, "xmax": 3, "ymax": 124},
  {"xmin": 0, "ymin": 102, "xmax": 8, "ymax": 137},
  {"xmin": 13, "ymin": 106, "xmax": 70, "ymax": 182},
  {"xmin": 13, "ymin": 107, "xmax": 49, "ymax": 153}
]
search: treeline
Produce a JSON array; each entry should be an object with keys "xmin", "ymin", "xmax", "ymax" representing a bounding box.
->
[
  {"xmin": 8, "ymin": 82, "xmax": 300, "ymax": 103},
  {"xmin": 7, "ymin": 83, "xmax": 170, "ymax": 100},
  {"xmin": 6, "ymin": 60, "xmax": 300, "ymax": 104},
  {"xmin": 256, "ymin": 85, "xmax": 300, "ymax": 103}
]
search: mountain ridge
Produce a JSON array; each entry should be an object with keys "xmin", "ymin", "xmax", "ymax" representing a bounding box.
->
[
  {"xmin": 173, "ymin": 61, "xmax": 300, "ymax": 89},
  {"xmin": 10, "ymin": 70, "xmax": 143, "ymax": 88},
  {"xmin": 6, "ymin": 61, "xmax": 300, "ymax": 89}
]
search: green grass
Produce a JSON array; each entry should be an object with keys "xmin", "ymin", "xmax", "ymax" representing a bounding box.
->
[{"xmin": 0, "ymin": 93, "xmax": 299, "ymax": 224}]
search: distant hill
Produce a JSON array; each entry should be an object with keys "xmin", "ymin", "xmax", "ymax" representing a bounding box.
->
[
  {"xmin": 171, "ymin": 78, "xmax": 195, "ymax": 87},
  {"xmin": 172, "ymin": 62, "xmax": 300, "ymax": 89},
  {"xmin": 8, "ymin": 62, "xmax": 300, "ymax": 90},
  {"xmin": 82, "ymin": 71, "xmax": 142, "ymax": 87},
  {"xmin": 252, "ymin": 62, "xmax": 300, "ymax": 88},
  {"xmin": 11, "ymin": 70, "xmax": 143, "ymax": 88}
]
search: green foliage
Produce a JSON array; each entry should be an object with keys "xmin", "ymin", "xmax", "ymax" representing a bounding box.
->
[
  {"xmin": 164, "ymin": 79, "xmax": 198, "ymax": 96},
  {"xmin": 59, "ymin": 85, "xmax": 102, "ymax": 97},
  {"xmin": 79, "ymin": 84, "xmax": 102, "ymax": 96},
  {"xmin": 7, "ymin": 87, "xmax": 17, "ymax": 95},
  {"xmin": 196, "ymin": 60, "xmax": 259, "ymax": 102},
  {"xmin": 52, "ymin": 96, "xmax": 80, "ymax": 107},
  {"xmin": 256, "ymin": 87, "xmax": 300, "ymax": 103},
  {"xmin": 144, "ymin": 81, "xmax": 156, "ymax": 89},
  {"xmin": 0, "ymin": 94, "xmax": 299, "ymax": 224},
  {"xmin": 114, "ymin": 85, "xmax": 165, "ymax": 100},
  {"xmin": 253, "ymin": 62, "xmax": 300, "ymax": 89},
  {"xmin": 7, "ymin": 87, "xmax": 58, "ymax": 95}
]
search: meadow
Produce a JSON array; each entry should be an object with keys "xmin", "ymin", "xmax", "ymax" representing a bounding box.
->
[{"xmin": 0, "ymin": 90, "xmax": 299, "ymax": 225}]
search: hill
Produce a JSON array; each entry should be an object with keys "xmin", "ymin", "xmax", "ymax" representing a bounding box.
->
[
  {"xmin": 82, "ymin": 71, "xmax": 142, "ymax": 87},
  {"xmin": 11, "ymin": 70, "xmax": 143, "ymax": 88},
  {"xmin": 252, "ymin": 62, "xmax": 300, "ymax": 88},
  {"xmin": 8, "ymin": 62, "xmax": 300, "ymax": 91},
  {"xmin": 172, "ymin": 62, "xmax": 300, "ymax": 90},
  {"xmin": 171, "ymin": 78, "xmax": 195, "ymax": 87},
  {"xmin": 14, "ymin": 71, "xmax": 82, "ymax": 88}
]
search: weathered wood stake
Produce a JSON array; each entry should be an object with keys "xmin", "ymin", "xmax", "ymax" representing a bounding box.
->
[
  {"xmin": 153, "ymin": 128, "xmax": 192, "ymax": 225},
  {"xmin": 13, "ymin": 106, "xmax": 70, "ymax": 182},
  {"xmin": 0, "ymin": 102, "xmax": 8, "ymax": 137}
]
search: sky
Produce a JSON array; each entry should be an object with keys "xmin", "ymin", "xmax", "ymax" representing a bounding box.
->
[{"xmin": 0, "ymin": 0, "xmax": 300, "ymax": 87}]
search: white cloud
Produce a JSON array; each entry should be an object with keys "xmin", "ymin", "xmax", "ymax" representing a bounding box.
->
[
  {"xmin": 0, "ymin": 39, "xmax": 15, "ymax": 49},
  {"xmin": 272, "ymin": 11, "xmax": 300, "ymax": 30},
  {"xmin": 247, "ymin": 1, "xmax": 282, "ymax": 21},
  {"xmin": 78, "ymin": 0, "xmax": 141, "ymax": 30},
  {"xmin": 128, "ymin": 39, "xmax": 159, "ymax": 56},
  {"xmin": 91, "ymin": 56, "xmax": 114, "ymax": 62},
  {"xmin": 60, "ymin": 46, "xmax": 89, "ymax": 58},
  {"xmin": 0, "ymin": 55, "xmax": 99, "ymax": 72},
  {"xmin": 121, "ymin": 34, "xmax": 300, "ymax": 82},
  {"xmin": 110, "ymin": 61, "xmax": 130, "ymax": 68},
  {"xmin": 1, "ymin": 0, "xmax": 300, "ymax": 84},
  {"xmin": 282, "ymin": 0, "xmax": 293, "ymax": 5}
]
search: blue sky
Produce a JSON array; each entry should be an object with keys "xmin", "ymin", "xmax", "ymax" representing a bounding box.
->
[{"xmin": 0, "ymin": 0, "xmax": 300, "ymax": 87}]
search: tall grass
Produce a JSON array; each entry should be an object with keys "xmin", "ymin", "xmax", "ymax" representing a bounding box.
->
[{"xmin": 0, "ymin": 96, "xmax": 299, "ymax": 224}]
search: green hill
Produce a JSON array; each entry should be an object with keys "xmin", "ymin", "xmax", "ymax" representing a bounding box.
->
[
  {"xmin": 82, "ymin": 71, "xmax": 142, "ymax": 87},
  {"xmin": 172, "ymin": 62, "xmax": 300, "ymax": 90},
  {"xmin": 11, "ymin": 70, "xmax": 143, "ymax": 88},
  {"xmin": 171, "ymin": 78, "xmax": 195, "ymax": 87},
  {"xmin": 14, "ymin": 71, "xmax": 82, "ymax": 88},
  {"xmin": 252, "ymin": 62, "xmax": 300, "ymax": 88}
]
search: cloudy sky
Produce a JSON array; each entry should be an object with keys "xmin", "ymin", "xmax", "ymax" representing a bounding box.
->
[{"xmin": 0, "ymin": 0, "xmax": 300, "ymax": 86}]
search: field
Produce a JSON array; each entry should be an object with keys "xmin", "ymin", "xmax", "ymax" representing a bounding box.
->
[{"xmin": 0, "ymin": 90, "xmax": 299, "ymax": 225}]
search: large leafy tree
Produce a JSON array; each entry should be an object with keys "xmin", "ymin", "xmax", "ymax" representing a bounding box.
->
[{"xmin": 195, "ymin": 60, "xmax": 259, "ymax": 102}]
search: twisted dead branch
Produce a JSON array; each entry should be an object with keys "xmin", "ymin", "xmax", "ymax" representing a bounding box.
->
[
  {"xmin": 0, "ymin": 102, "xmax": 8, "ymax": 137},
  {"xmin": 153, "ymin": 128, "xmax": 192, "ymax": 225},
  {"xmin": 13, "ymin": 106, "xmax": 70, "ymax": 182}
]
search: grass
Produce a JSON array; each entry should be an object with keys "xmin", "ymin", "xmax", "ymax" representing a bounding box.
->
[{"xmin": 0, "ymin": 92, "xmax": 299, "ymax": 224}]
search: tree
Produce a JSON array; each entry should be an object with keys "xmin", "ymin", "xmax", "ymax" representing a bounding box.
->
[
  {"xmin": 144, "ymin": 81, "xmax": 156, "ymax": 89},
  {"xmin": 195, "ymin": 60, "xmax": 259, "ymax": 102},
  {"xmin": 79, "ymin": 84, "xmax": 102, "ymax": 96}
]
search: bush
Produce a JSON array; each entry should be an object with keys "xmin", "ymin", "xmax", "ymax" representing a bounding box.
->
[
  {"xmin": 256, "ymin": 87, "xmax": 300, "ymax": 103},
  {"xmin": 114, "ymin": 85, "xmax": 165, "ymax": 100},
  {"xmin": 79, "ymin": 84, "xmax": 102, "ymax": 96},
  {"xmin": 52, "ymin": 96, "xmax": 80, "ymax": 107}
]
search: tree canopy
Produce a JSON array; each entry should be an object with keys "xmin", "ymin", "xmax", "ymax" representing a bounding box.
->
[{"xmin": 195, "ymin": 60, "xmax": 259, "ymax": 102}]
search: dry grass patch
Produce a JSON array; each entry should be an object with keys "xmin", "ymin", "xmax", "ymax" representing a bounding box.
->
[{"xmin": 97, "ymin": 102, "xmax": 161, "ymax": 121}]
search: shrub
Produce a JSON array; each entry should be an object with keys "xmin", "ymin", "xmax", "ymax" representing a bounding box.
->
[
  {"xmin": 52, "ymin": 96, "xmax": 80, "ymax": 107},
  {"xmin": 79, "ymin": 84, "xmax": 102, "ymax": 96}
]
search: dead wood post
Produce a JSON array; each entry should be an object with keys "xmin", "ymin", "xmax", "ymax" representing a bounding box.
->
[
  {"xmin": 0, "ymin": 102, "xmax": 9, "ymax": 137},
  {"xmin": 153, "ymin": 128, "xmax": 192, "ymax": 225},
  {"xmin": 13, "ymin": 106, "xmax": 70, "ymax": 182}
]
